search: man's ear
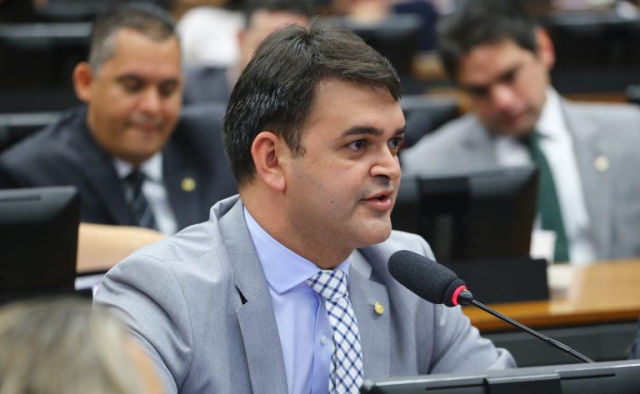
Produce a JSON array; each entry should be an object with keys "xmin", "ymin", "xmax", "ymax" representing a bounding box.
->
[
  {"xmin": 251, "ymin": 131, "xmax": 287, "ymax": 192},
  {"xmin": 535, "ymin": 27, "xmax": 555, "ymax": 71},
  {"xmin": 73, "ymin": 62, "xmax": 94, "ymax": 103}
]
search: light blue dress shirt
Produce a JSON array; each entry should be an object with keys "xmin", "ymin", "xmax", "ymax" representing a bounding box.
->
[{"xmin": 244, "ymin": 208, "xmax": 352, "ymax": 394}]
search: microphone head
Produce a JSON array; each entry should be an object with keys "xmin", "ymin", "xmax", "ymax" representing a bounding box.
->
[{"xmin": 388, "ymin": 250, "xmax": 467, "ymax": 307}]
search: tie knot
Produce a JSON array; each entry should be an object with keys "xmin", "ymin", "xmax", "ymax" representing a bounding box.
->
[
  {"xmin": 519, "ymin": 130, "xmax": 540, "ymax": 150},
  {"xmin": 307, "ymin": 269, "xmax": 349, "ymax": 302},
  {"xmin": 125, "ymin": 169, "xmax": 146, "ymax": 190}
]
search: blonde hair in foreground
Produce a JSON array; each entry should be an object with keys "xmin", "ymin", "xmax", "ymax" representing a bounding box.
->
[{"xmin": 0, "ymin": 297, "xmax": 145, "ymax": 394}]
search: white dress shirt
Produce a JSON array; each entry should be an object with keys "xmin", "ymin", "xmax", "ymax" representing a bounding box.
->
[
  {"xmin": 113, "ymin": 153, "xmax": 178, "ymax": 235},
  {"xmin": 494, "ymin": 88, "xmax": 596, "ymax": 264}
]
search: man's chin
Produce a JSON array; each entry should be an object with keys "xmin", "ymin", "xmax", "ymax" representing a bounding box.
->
[
  {"xmin": 356, "ymin": 222, "xmax": 393, "ymax": 247},
  {"xmin": 492, "ymin": 123, "xmax": 534, "ymax": 138},
  {"xmin": 118, "ymin": 150, "xmax": 157, "ymax": 166}
]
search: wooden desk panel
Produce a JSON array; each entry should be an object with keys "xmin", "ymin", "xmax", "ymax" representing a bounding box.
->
[{"xmin": 464, "ymin": 259, "xmax": 640, "ymax": 331}]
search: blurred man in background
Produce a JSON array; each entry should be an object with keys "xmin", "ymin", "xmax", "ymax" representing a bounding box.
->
[
  {"xmin": 402, "ymin": 0, "xmax": 640, "ymax": 264},
  {"xmin": 0, "ymin": 2, "xmax": 236, "ymax": 234}
]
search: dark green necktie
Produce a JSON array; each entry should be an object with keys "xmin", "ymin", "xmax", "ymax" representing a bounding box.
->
[{"xmin": 523, "ymin": 132, "xmax": 570, "ymax": 263}]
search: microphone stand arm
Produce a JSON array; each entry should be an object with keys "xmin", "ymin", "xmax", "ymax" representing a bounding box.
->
[{"xmin": 470, "ymin": 299, "xmax": 594, "ymax": 364}]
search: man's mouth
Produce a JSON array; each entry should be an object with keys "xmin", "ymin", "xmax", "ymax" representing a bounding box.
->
[{"xmin": 362, "ymin": 191, "xmax": 394, "ymax": 209}]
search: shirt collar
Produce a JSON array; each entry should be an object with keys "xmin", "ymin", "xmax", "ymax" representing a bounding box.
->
[
  {"xmin": 536, "ymin": 88, "xmax": 567, "ymax": 141},
  {"xmin": 243, "ymin": 207, "xmax": 352, "ymax": 295},
  {"xmin": 113, "ymin": 152, "xmax": 164, "ymax": 183}
]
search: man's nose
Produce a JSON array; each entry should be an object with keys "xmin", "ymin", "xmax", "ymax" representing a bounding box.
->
[
  {"xmin": 139, "ymin": 88, "xmax": 162, "ymax": 115},
  {"xmin": 371, "ymin": 147, "xmax": 401, "ymax": 180},
  {"xmin": 491, "ymin": 84, "xmax": 516, "ymax": 111}
]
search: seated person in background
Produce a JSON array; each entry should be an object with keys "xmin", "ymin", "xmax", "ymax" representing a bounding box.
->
[
  {"xmin": 183, "ymin": 0, "xmax": 312, "ymax": 105},
  {"xmin": 177, "ymin": 3, "xmax": 245, "ymax": 69},
  {"xmin": 401, "ymin": 0, "xmax": 640, "ymax": 264},
  {"xmin": 95, "ymin": 21, "xmax": 514, "ymax": 394},
  {"xmin": 0, "ymin": 297, "xmax": 165, "ymax": 394},
  {"xmin": 0, "ymin": 3, "xmax": 236, "ymax": 234}
]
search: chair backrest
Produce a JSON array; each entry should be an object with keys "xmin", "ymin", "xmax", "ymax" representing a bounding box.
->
[
  {"xmin": 323, "ymin": 14, "xmax": 423, "ymax": 78},
  {"xmin": 0, "ymin": 22, "xmax": 90, "ymax": 84},
  {"xmin": 0, "ymin": 112, "xmax": 61, "ymax": 152},
  {"xmin": 400, "ymin": 95, "xmax": 460, "ymax": 148}
]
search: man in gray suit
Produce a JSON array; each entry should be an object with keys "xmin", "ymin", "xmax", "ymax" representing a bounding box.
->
[
  {"xmin": 402, "ymin": 0, "xmax": 640, "ymax": 264},
  {"xmin": 95, "ymin": 21, "xmax": 514, "ymax": 394}
]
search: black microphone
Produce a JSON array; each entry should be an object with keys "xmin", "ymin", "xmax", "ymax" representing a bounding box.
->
[{"xmin": 388, "ymin": 250, "xmax": 594, "ymax": 364}]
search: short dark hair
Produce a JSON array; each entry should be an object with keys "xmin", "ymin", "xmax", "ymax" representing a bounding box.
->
[
  {"xmin": 223, "ymin": 21, "xmax": 401, "ymax": 186},
  {"xmin": 437, "ymin": 0, "xmax": 537, "ymax": 82},
  {"xmin": 89, "ymin": 2, "xmax": 177, "ymax": 73},
  {"xmin": 242, "ymin": 0, "xmax": 313, "ymax": 27}
]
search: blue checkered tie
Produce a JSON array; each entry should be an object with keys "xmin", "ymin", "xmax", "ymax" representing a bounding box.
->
[{"xmin": 307, "ymin": 269, "xmax": 364, "ymax": 394}]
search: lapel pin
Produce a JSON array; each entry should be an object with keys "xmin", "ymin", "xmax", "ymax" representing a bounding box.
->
[
  {"xmin": 374, "ymin": 302, "xmax": 385, "ymax": 316},
  {"xmin": 594, "ymin": 155, "xmax": 609, "ymax": 172},
  {"xmin": 181, "ymin": 177, "xmax": 196, "ymax": 192}
]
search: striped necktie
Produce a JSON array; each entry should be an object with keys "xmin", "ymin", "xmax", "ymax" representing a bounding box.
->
[
  {"xmin": 307, "ymin": 269, "xmax": 364, "ymax": 394},
  {"xmin": 124, "ymin": 169, "xmax": 157, "ymax": 230},
  {"xmin": 523, "ymin": 132, "xmax": 570, "ymax": 263}
]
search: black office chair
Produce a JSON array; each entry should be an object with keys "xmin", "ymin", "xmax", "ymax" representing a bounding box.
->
[
  {"xmin": 400, "ymin": 95, "xmax": 460, "ymax": 148},
  {"xmin": 323, "ymin": 14, "xmax": 423, "ymax": 79},
  {"xmin": 0, "ymin": 112, "xmax": 61, "ymax": 152}
]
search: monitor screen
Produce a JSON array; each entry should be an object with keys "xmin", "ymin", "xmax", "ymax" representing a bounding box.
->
[
  {"xmin": 392, "ymin": 165, "xmax": 538, "ymax": 263},
  {"xmin": 0, "ymin": 186, "xmax": 80, "ymax": 302},
  {"xmin": 360, "ymin": 359, "xmax": 640, "ymax": 394}
]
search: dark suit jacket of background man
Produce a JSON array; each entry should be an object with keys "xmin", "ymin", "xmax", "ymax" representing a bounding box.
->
[
  {"xmin": 0, "ymin": 104, "xmax": 237, "ymax": 231},
  {"xmin": 183, "ymin": 67, "xmax": 231, "ymax": 106}
]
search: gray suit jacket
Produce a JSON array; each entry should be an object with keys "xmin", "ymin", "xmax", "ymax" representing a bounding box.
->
[
  {"xmin": 401, "ymin": 99, "xmax": 640, "ymax": 261},
  {"xmin": 94, "ymin": 195, "xmax": 514, "ymax": 394}
]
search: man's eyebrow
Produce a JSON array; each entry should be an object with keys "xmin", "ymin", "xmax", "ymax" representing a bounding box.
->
[
  {"xmin": 461, "ymin": 64, "xmax": 521, "ymax": 92},
  {"xmin": 115, "ymin": 74, "xmax": 180, "ymax": 84},
  {"xmin": 341, "ymin": 126, "xmax": 406, "ymax": 137},
  {"xmin": 116, "ymin": 74, "xmax": 144, "ymax": 83}
]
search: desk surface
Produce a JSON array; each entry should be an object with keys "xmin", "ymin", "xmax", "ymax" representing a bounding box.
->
[{"xmin": 464, "ymin": 259, "xmax": 640, "ymax": 332}]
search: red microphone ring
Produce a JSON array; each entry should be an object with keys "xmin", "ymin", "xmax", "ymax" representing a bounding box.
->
[{"xmin": 451, "ymin": 286, "xmax": 467, "ymax": 306}]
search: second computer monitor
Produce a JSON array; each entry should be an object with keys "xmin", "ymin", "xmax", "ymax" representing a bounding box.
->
[{"xmin": 392, "ymin": 165, "xmax": 538, "ymax": 263}]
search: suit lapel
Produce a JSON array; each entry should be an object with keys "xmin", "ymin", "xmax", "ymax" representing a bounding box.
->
[
  {"xmin": 72, "ymin": 115, "xmax": 132, "ymax": 225},
  {"xmin": 163, "ymin": 140, "xmax": 201, "ymax": 230},
  {"xmin": 219, "ymin": 201, "xmax": 289, "ymax": 394},
  {"xmin": 349, "ymin": 250, "xmax": 391, "ymax": 380},
  {"xmin": 562, "ymin": 101, "xmax": 612, "ymax": 258}
]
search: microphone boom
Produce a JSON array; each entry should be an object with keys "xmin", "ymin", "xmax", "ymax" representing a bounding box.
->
[{"xmin": 388, "ymin": 250, "xmax": 594, "ymax": 364}]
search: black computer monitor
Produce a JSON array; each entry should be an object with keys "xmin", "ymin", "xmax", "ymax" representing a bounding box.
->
[
  {"xmin": 0, "ymin": 186, "xmax": 81, "ymax": 302},
  {"xmin": 361, "ymin": 359, "xmax": 640, "ymax": 394},
  {"xmin": 392, "ymin": 165, "xmax": 538, "ymax": 263}
]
